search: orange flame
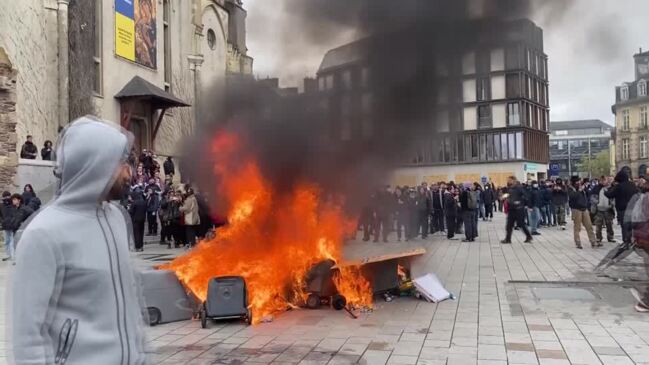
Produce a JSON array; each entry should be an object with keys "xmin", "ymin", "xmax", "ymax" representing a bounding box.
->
[{"xmin": 161, "ymin": 131, "xmax": 373, "ymax": 323}]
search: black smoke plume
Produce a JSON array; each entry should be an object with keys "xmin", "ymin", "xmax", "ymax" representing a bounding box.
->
[{"xmin": 185, "ymin": 0, "xmax": 538, "ymax": 215}]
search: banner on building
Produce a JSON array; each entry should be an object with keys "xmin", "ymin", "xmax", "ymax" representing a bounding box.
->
[{"xmin": 115, "ymin": 0, "xmax": 157, "ymax": 69}]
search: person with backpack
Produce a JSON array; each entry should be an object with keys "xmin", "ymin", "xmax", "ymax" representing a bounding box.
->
[
  {"xmin": 460, "ymin": 182, "xmax": 477, "ymax": 242},
  {"xmin": 605, "ymin": 169, "xmax": 639, "ymax": 245},
  {"xmin": 501, "ymin": 176, "xmax": 533, "ymax": 244},
  {"xmin": 592, "ymin": 176, "xmax": 616, "ymax": 244}
]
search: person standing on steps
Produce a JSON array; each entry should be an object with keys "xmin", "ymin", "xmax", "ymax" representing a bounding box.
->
[{"xmin": 501, "ymin": 176, "xmax": 533, "ymax": 244}]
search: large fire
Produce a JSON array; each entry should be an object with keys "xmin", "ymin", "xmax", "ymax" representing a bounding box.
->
[{"xmin": 161, "ymin": 131, "xmax": 373, "ymax": 323}]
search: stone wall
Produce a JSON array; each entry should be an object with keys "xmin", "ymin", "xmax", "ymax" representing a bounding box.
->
[
  {"xmin": 0, "ymin": 0, "xmax": 61, "ymax": 154},
  {"xmin": 0, "ymin": 47, "xmax": 18, "ymax": 192}
]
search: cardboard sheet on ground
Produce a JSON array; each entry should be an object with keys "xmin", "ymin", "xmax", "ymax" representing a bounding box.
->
[{"xmin": 413, "ymin": 273, "xmax": 451, "ymax": 303}]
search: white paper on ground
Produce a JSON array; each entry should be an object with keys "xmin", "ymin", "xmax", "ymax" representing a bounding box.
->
[{"xmin": 413, "ymin": 273, "xmax": 451, "ymax": 303}]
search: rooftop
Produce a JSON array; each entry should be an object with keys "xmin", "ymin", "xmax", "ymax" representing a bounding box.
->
[{"xmin": 549, "ymin": 119, "xmax": 613, "ymax": 131}]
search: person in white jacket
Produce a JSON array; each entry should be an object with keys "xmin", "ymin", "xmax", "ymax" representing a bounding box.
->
[{"xmin": 10, "ymin": 117, "xmax": 147, "ymax": 364}]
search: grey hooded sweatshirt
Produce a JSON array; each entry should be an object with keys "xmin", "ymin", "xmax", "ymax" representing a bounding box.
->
[{"xmin": 11, "ymin": 117, "xmax": 147, "ymax": 364}]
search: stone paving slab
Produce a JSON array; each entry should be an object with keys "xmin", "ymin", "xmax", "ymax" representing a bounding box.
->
[{"xmin": 3, "ymin": 212, "xmax": 649, "ymax": 364}]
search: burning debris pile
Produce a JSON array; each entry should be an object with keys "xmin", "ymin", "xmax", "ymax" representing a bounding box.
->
[{"xmin": 161, "ymin": 132, "xmax": 373, "ymax": 323}]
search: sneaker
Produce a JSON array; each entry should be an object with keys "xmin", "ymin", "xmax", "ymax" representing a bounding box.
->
[
  {"xmin": 608, "ymin": 239, "xmax": 617, "ymax": 243},
  {"xmin": 561, "ymin": 225, "xmax": 566, "ymax": 230},
  {"xmin": 500, "ymin": 239, "xmax": 512, "ymax": 244},
  {"xmin": 532, "ymin": 231, "xmax": 541, "ymax": 236},
  {"xmin": 524, "ymin": 237, "xmax": 533, "ymax": 243},
  {"xmin": 576, "ymin": 244, "xmax": 583, "ymax": 249}
]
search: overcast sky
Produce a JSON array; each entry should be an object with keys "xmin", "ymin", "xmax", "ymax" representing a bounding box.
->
[{"xmin": 245, "ymin": 0, "xmax": 648, "ymax": 126}]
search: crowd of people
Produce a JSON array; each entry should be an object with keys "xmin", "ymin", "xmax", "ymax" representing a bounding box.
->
[
  {"xmin": 0, "ymin": 184, "xmax": 41, "ymax": 264},
  {"xmin": 123, "ymin": 149, "xmax": 217, "ymax": 252},
  {"xmin": 19, "ymin": 135, "xmax": 54, "ymax": 160},
  {"xmin": 358, "ymin": 171, "xmax": 649, "ymax": 251}
]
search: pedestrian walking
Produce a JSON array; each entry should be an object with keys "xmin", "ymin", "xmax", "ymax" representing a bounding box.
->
[
  {"xmin": 592, "ymin": 176, "xmax": 616, "ymax": 243},
  {"xmin": 568, "ymin": 178, "xmax": 598, "ymax": 249},
  {"xmin": 605, "ymin": 170, "xmax": 639, "ymax": 245},
  {"xmin": 541, "ymin": 181, "xmax": 554, "ymax": 226},
  {"xmin": 482, "ymin": 183, "xmax": 496, "ymax": 221},
  {"xmin": 10, "ymin": 117, "xmax": 147, "ymax": 364},
  {"xmin": 501, "ymin": 176, "xmax": 533, "ymax": 244}
]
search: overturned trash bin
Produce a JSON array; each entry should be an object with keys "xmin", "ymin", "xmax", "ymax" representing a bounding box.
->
[
  {"xmin": 138, "ymin": 269, "xmax": 196, "ymax": 326},
  {"xmin": 304, "ymin": 259, "xmax": 347, "ymax": 310}
]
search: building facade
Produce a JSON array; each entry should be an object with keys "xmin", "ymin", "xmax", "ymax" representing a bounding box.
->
[
  {"xmin": 314, "ymin": 19, "xmax": 549, "ymax": 188},
  {"xmin": 0, "ymin": 0, "xmax": 252, "ymax": 193},
  {"xmin": 613, "ymin": 49, "xmax": 649, "ymax": 178},
  {"xmin": 549, "ymin": 119, "xmax": 613, "ymax": 179}
]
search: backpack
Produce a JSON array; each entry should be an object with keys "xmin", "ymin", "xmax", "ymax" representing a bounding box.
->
[{"xmin": 467, "ymin": 191, "xmax": 478, "ymax": 210}]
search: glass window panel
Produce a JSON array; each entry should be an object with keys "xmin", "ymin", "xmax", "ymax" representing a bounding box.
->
[
  {"xmin": 516, "ymin": 132, "xmax": 523, "ymax": 159},
  {"xmin": 501, "ymin": 134, "xmax": 508, "ymax": 160},
  {"xmin": 494, "ymin": 133, "xmax": 501, "ymax": 160},
  {"xmin": 508, "ymin": 133, "xmax": 516, "ymax": 159},
  {"xmin": 457, "ymin": 136, "xmax": 465, "ymax": 162},
  {"xmin": 471, "ymin": 135, "xmax": 479, "ymax": 159},
  {"xmin": 480, "ymin": 134, "xmax": 487, "ymax": 160},
  {"xmin": 487, "ymin": 134, "xmax": 494, "ymax": 160}
]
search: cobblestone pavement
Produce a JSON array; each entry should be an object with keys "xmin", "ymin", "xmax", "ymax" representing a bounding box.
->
[{"xmin": 3, "ymin": 212, "xmax": 649, "ymax": 364}]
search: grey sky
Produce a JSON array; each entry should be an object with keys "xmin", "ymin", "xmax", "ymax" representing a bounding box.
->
[{"xmin": 245, "ymin": 0, "xmax": 649, "ymax": 125}]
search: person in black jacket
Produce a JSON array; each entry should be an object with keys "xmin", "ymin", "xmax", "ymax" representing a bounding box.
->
[
  {"xmin": 416, "ymin": 186, "xmax": 431, "ymax": 239},
  {"xmin": 394, "ymin": 187, "xmax": 410, "ymax": 241},
  {"xmin": 1, "ymin": 191, "xmax": 15, "ymax": 262},
  {"xmin": 430, "ymin": 183, "xmax": 445, "ymax": 234},
  {"xmin": 20, "ymin": 135, "xmax": 38, "ymax": 159},
  {"xmin": 552, "ymin": 179, "xmax": 569, "ymax": 229},
  {"xmin": 444, "ymin": 187, "xmax": 459, "ymax": 240},
  {"xmin": 540, "ymin": 181, "xmax": 553, "ymax": 226},
  {"xmin": 605, "ymin": 169, "xmax": 639, "ymax": 245},
  {"xmin": 163, "ymin": 156, "xmax": 175, "ymax": 183},
  {"xmin": 459, "ymin": 183, "xmax": 476, "ymax": 242},
  {"xmin": 482, "ymin": 183, "xmax": 496, "ymax": 221},
  {"xmin": 41, "ymin": 140, "xmax": 53, "ymax": 161},
  {"xmin": 568, "ymin": 179, "xmax": 597, "ymax": 248},
  {"xmin": 128, "ymin": 189, "xmax": 148, "ymax": 252},
  {"xmin": 501, "ymin": 176, "xmax": 533, "ymax": 244}
]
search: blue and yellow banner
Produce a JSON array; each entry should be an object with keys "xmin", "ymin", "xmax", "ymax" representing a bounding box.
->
[{"xmin": 115, "ymin": 0, "xmax": 156, "ymax": 69}]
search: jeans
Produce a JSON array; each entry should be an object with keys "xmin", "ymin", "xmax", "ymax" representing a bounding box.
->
[
  {"xmin": 529, "ymin": 207, "xmax": 541, "ymax": 233},
  {"xmin": 3, "ymin": 230, "xmax": 15, "ymax": 260}
]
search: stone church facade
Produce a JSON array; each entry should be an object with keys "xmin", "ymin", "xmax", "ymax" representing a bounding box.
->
[{"xmin": 0, "ymin": 0, "xmax": 252, "ymax": 192}]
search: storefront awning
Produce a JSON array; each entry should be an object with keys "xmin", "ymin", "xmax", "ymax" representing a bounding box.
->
[{"xmin": 115, "ymin": 76, "xmax": 190, "ymax": 109}]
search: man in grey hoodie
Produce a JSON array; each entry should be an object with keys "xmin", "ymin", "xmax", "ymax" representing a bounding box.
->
[{"xmin": 10, "ymin": 117, "xmax": 147, "ymax": 364}]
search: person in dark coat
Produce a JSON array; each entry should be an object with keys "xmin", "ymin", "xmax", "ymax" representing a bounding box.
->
[
  {"xmin": 605, "ymin": 169, "xmax": 639, "ymax": 245},
  {"xmin": 394, "ymin": 187, "xmax": 410, "ymax": 241},
  {"xmin": 482, "ymin": 183, "xmax": 496, "ymax": 221},
  {"xmin": 129, "ymin": 190, "xmax": 148, "ymax": 251},
  {"xmin": 568, "ymin": 179, "xmax": 597, "ymax": 248},
  {"xmin": 20, "ymin": 135, "xmax": 38, "ymax": 159},
  {"xmin": 163, "ymin": 156, "xmax": 175, "ymax": 179},
  {"xmin": 540, "ymin": 181, "xmax": 553, "ymax": 226},
  {"xmin": 144, "ymin": 179, "xmax": 161, "ymax": 236},
  {"xmin": 444, "ymin": 186, "xmax": 459, "ymax": 240},
  {"xmin": 416, "ymin": 186, "xmax": 431, "ymax": 239},
  {"xmin": 41, "ymin": 140, "xmax": 53, "ymax": 161},
  {"xmin": 1, "ymin": 191, "xmax": 15, "ymax": 262},
  {"xmin": 430, "ymin": 183, "xmax": 445, "ymax": 234},
  {"xmin": 459, "ymin": 183, "xmax": 476, "ymax": 242},
  {"xmin": 552, "ymin": 179, "xmax": 569, "ymax": 229},
  {"xmin": 21, "ymin": 184, "xmax": 35, "ymax": 207},
  {"xmin": 501, "ymin": 176, "xmax": 533, "ymax": 244}
]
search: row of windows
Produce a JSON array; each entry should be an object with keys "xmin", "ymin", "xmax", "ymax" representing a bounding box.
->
[
  {"xmin": 621, "ymin": 136, "xmax": 649, "ymax": 160},
  {"xmin": 460, "ymin": 47, "xmax": 547, "ymax": 80},
  {"xmin": 318, "ymin": 67, "xmax": 370, "ymax": 92},
  {"xmin": 621, "ymin": 106, "xmax": 648, "ymax": 131},
  {"xmin": 461, "ymin": 73, "xmax": 548, "ymax": 106},
  {"xmin": 620, "ymin": 80, "xmax": 647, "ymax": 101},
  {"xmin": 550, "ymin": 138, "xmax": 607, "ymax": 150},
  {"xmin": 409, "ymin": 130, "xmax": 547, "ymax": 165}
]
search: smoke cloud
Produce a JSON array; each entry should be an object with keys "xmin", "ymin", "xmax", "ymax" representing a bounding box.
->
[{"xmin": 186, "ymin": 0, "xmax": 551, "ymax": 215}]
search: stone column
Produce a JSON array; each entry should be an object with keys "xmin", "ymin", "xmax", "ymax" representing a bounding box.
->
[
  {"xmin": 0, "ymin": 47, "xmax": 18, "ymax": 191},
  {"xmin": 57, "ymin": 0, "xmax": 70, "ymax": 127}
]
